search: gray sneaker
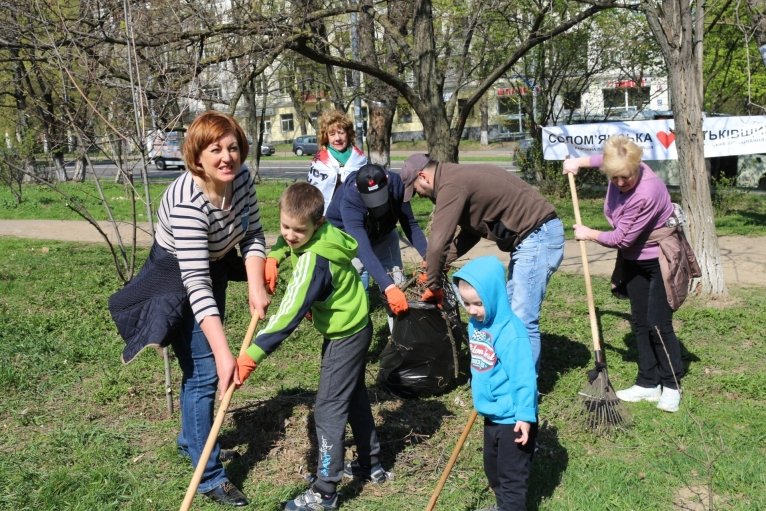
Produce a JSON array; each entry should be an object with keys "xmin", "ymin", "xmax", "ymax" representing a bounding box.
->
[
  {"xmin": 283, "ymin": 487, "xmax": 338, "ymax": 511},
  {"xmin": 342, "ymin": 460, "xmax": 392, "ymax": 484}
]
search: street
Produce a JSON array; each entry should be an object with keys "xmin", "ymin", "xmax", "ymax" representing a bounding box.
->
[{"xmin": 68, "ymin": 156, "xmax": 518, "ymax": 181}]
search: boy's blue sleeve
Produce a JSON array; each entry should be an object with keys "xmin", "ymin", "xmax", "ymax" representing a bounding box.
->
[
  {"xmin": 340, "ymin": 190, "xmax": 396, "ymax": 290},
  {"xmin": 246, "ymin": 252, "xmax": 330, "ymax": 362},
  {"xmin": 495, "ymin": 325, "xmax": 538, "ymax": 423}
]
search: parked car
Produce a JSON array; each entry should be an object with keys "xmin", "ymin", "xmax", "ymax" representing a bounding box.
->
[
  {"xmin": 292, "ymin": 135, "xmax": 318, "ymax": 156},
  {"xmin": 260, "ymin": 142, "xmax": 276, "ymax": 156},
  {"xmin": 247, "ymin": 139, "xmax": 276, "ymax": 157},
  {"xmin": 489, "ymin": 129, "xmax": 526, "ymax": 143},
  {"xmin": 516, "ymin": 137, "xmax": 534, "ymax": 155},
  {"xmin": 512, "ymin": 138, "xmax": 536, "ymax": 169}
]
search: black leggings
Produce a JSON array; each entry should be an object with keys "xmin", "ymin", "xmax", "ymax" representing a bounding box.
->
[{"xmin": 624, "ymin": 258, "xmax": 684, "ymax": 390}]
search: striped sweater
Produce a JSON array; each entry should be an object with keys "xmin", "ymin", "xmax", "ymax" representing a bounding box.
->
[{"xmin": 155, "ymin": 167, "xmax": 266, "ymax": 322}]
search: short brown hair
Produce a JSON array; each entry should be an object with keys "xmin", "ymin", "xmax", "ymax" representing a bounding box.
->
[
  {"xmin": 279, "ymin": 182, "xmax": 324, "ymax": 225},
  {"xmin": 317, "ymin": 109, "xmax": 355, "ymax": 149},
  {"xmin": 601, "ymin": 135, "xmax": 642, "ymax": 179},
  {"xmin": 182, "ymin": 111, "xmax": 249, "ymax": 177}
]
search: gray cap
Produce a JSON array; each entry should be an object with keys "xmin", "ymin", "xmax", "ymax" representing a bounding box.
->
[{"xmin": 399, "ymin": 153, "xmax": 430, "ymax": 201}]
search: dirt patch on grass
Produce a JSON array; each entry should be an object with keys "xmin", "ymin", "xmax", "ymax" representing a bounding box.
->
[{"xmin": 673, "ymin": 484, "xmax": 728, "ymax": 510}]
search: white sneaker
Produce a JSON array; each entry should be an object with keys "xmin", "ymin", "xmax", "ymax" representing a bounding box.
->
[
  {"xmin": 616, "ymin": 384, "xmax": 662, "ymax": 402},
  {"xmin": 657, "ymin": 387, "xmax": 681, "ymax": 413}
]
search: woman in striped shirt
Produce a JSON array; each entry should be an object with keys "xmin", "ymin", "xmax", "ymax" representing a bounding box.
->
[{"xmin": 149, "ymin": 111, "xmax": 268, "ymax": 505}]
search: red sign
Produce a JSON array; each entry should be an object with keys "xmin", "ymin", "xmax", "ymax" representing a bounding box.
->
[
  {"xmin": 497, "ymin": 87, "xmax": 528, "ymax": 96},
  {"xmin": 608, "ymin": 79, "xmax": 647, "ymax": 89}
]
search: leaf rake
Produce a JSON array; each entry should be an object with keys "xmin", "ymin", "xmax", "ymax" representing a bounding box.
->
[{"xmin": 568, "ymin": 172, "xmax": 629, "ymax": 433}]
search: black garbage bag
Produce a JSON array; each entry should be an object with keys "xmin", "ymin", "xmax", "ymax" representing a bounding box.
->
[{"xmin": 377, "ymin": 302, "xmax": 459, "ymax": 398}]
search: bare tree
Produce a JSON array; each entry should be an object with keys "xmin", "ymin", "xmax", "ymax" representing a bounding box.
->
[
  {"xmin": 289, "ymin": 0, "xmax": 619, "ymax": 162},
  {"xmin": 640, "ymin": 0, "xmax": 727, "ymax": 297}
]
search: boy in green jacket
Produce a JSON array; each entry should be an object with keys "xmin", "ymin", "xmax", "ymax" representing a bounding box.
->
[{"xmin": 237, "ymin": 182, "xmax": 389, "ymax": 510}]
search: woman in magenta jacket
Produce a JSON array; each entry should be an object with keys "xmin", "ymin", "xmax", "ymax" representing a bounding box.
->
[{"xmin": 563, "ymin": 135, "xmax": 684, "ymax": 413}]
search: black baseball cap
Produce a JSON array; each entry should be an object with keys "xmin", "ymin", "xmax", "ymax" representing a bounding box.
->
[{"xmin": 355, "ymin": 164, "xmax": 389, "ymax": 209}]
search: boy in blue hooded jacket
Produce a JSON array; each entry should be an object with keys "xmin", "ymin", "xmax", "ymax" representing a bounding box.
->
[{"xmin": 453, "ymin": 256, "xmax": 538, "ymax": 511}]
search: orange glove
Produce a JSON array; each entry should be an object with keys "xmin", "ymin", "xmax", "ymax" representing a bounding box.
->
[
  {"xmin": 236, "ymin": 354, "xmax": 258, "ymax": 385},
  {"xmin": 416, "ymin": 260, "xmax": 428, "ymax": 284},
  {"xmin": 264, "ymin": 257, "xmax": 279, "ymax": 294},
  {"xmin": 420, "ymin": 288, "xmax": 444, "ymax": 308},
  {"xmin": 385, "ymin": 285, "xmax": 409, "ymax": 315}
]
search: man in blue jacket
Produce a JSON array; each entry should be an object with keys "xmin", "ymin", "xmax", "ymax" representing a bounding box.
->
[{"xmin": 326, "ymin": 163, "xmax": 427, "ymax": 321}]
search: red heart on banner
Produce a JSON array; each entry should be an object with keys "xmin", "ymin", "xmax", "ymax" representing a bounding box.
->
[{"xmin": 656, "ymin": 131, "xmax": 675, "ymax": 149}]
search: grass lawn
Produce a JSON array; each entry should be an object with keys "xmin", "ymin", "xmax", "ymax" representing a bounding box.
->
[
  {"xmin": 1, "ymin": 178, "xmax": 765, "ymax": 509},
  {"xmin": 0, "ymin": 235, "xmax": 764, "ymax": 510}
]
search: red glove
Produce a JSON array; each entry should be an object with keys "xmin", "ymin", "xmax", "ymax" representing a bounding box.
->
[
  {"xmin": 236, "ymin": 354, "xmax": 258, "ymax": 385},
  {"xmin": 420, "ymin": 288, "xmax": 444, "ymax": 308},
  {"xmin": 385, "ymin": 285, "xmax": 409, "ymax": 315},
  {"xmin": 264, "ymin": 257, "xmax": 279, "ymax": 294},
  {"xmin": 417, "ymin": 271, "xmax": 428, "ymax": 285}
]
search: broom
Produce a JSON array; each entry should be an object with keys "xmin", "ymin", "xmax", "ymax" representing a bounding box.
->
[{"xmin": 567, "ymin": 172, "xmax": 628, "ymax": 432}]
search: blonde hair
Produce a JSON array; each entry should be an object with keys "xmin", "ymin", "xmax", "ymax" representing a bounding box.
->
[
  {"xmin": 317, "ymin": 110, "xmax": 356, "ymax": 149},
  {"xmin": 601, "ymin": 135, "xmax": 642, "ymax": 179},
  {"xmin": 183, "ymin": 111, "xmax": 249, "ymax": 177},
  {"xmin": 279, "ymin": 182, "xmax": 324, "ymax": 224}
]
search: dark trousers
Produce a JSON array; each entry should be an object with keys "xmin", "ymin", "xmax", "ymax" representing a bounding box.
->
[
  {"xmin": 484, "ymin": 419, "xmax": 537, "ymax": 511},
  {"xmin": 624, "ymin": 258, "xmax": 684, "ymax": 390},
  {"xmin": 312, "ymin": 321, "xmax": 381, "ymax": 495}
]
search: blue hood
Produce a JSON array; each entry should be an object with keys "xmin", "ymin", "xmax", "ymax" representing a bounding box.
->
[{"xmin": 453, "ymin": 255, "xmax": 512, "ymax": 332}]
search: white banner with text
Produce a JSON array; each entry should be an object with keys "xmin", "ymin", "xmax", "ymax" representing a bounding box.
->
[{"xmin": 542, "ymin": 116, "xmax": 766, "ymax": 160}]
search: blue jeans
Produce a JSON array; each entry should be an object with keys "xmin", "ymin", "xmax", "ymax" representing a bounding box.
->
[
  {"xmin": 506, "ymin": 218, "xmax": 564, "ymax": 372},
  {"xmin": 172, "ymin": 279, "xmax": 228, "ymax": 493},
  {"xmin": 358, "ymin": 228, "xmax": 405, "ymax": 290}
]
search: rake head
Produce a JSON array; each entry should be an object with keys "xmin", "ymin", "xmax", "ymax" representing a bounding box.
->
[{"xmin": 578, "ymin": 362, "xmax": 630, "ymax": 433}]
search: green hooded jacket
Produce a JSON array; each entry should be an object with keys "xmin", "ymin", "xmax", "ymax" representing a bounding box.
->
[{"xmin": 246, "ymin": 222, "xmax": 369, "ymax": 363}]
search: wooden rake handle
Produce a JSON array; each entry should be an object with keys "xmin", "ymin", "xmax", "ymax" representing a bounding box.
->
[
  {"xmin": 179, "ymin": 313, "xmax": 260, "ymax": 511},
  {"xmin": 567, "ymin": 172, "xmax": 603, "ymax": 353},
  {"xmin": 425, "ymin": 409, "xmax": 479, "ymax": 511}
]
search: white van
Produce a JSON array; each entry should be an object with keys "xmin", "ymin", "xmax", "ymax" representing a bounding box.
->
[{"xmin": 147, "ymin": 129, "xmax": 185, "ymax": 170}]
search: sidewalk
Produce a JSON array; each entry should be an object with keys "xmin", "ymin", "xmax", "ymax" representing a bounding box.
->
[{"xmin": 1, "ymin": 219, "xmax": 763, "ymax": 287}]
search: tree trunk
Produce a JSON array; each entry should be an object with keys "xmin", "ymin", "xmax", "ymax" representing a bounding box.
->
[
  {"xmin": 73, "ymin": 154, "xmax": 86, "ymax": 182},
  {"xmin": 357, "ymin": 0, "xmax": 402, "ymax": 166},
  {"xmin": 643, "ymin": 0, "xmax": 727, "ymax": 297},
  {"xmin": 750, "ymin": 0, "xmax": 766, "ymax": 66},
  {"xmin": 52, "ymin": 151, "xmax": 67, "ymax": 182},
  {"xmin": 411, "ymin": 0, "xmax": 457, "ymax": 162},
  {"xmin": 480, "ymin": 95, "xmax": 489, "ymax": 146}
]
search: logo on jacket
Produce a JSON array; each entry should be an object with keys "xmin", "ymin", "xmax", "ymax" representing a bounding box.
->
[{"xmin": 469, "ymin": 330, "xmax": 496, "ymax": 372}]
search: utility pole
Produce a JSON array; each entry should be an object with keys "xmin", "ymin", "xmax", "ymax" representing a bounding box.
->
[{"xmin": 351, "ymin": 12, "xmax": 365, "ymax": 151}]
